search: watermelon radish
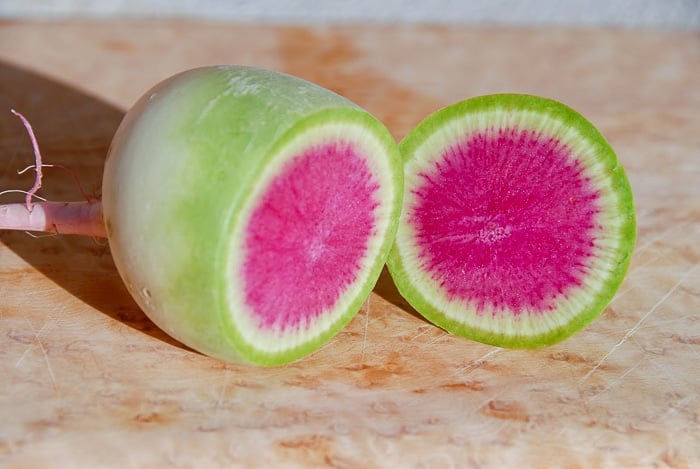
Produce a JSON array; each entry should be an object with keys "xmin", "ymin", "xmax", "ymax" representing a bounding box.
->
[
  {"xmin": 387, "ymin": 94, "xmax": 635, "ymax": 348},
  {"xmin": 2, "ymin": 66, "xmax": 403, "ymax": 366}
]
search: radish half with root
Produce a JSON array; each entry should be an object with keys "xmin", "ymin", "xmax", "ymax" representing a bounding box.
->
[
  {"xmin": 387, "ymin": 94, "xmax": 636, "ymax": 348},
  {"xmin": 1, "ymin": 66, "xmax": 403, "ymax": 366}
]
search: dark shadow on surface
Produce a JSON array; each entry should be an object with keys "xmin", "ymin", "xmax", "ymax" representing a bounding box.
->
[
  {"xmin": 0, "ymin": 60, "xmax": 189, "ymax": 350},
  {"xmin": 372, "ymin": 265, "xmax": 429, "ymax": 323}
]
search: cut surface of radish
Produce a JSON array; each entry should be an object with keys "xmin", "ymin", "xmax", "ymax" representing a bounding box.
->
[
  {"xmin": 388, "ymin": 94, "xmax": 635, "ymax": 348},
  {"xmin": 241, "ymin": 141, "xmax": 378, "ymax": 331}
]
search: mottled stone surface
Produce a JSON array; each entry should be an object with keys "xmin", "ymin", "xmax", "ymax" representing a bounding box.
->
[{"xmin": 1, "ymin": 21, "xmax": 699, "ymax": 467}]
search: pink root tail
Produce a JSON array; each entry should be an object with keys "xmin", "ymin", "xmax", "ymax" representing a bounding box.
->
[{"xmin": 0, "ymin": 201, "xmax": 106, "ymax": 238}]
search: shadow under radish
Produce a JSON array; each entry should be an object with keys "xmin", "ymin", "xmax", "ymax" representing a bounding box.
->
[
  {"xmin": 0, "ymin": 60, "xmax": 190, "ymax": 351},
  {"xmin": 372, "ymin": 266, "xmax": 431, "ymax": 324}
]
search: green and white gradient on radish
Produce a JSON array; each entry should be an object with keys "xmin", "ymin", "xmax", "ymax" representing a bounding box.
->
[
  {"xmin": 387, "ymin": 94, "xmax": 635, "ymax": 348},
  {"xmin": 103, "ymin": 66, "xmax": 402, "ymax": 366}
]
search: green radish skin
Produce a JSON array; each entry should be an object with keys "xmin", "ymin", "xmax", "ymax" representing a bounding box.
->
[
  {"xmin": 103, "ymin": 66, "xmax": 402, "ymax": 366},
  {"xmin": 387, "ymin": 94, "xmax": 636, "ymax": 349}
]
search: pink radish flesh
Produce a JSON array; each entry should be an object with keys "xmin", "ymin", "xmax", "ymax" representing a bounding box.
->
[
  {"xmin": 411, "ymin": 128, "xmax": 601, "ymax": 315},
  {"xmin": 243, "ymin": 141, "xmax": 379, "ymax": 330}
]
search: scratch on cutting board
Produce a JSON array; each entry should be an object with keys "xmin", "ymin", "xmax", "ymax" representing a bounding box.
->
[
  {"xmin": 452, "ymin": 348, "xmax": 502, "ymax": 377},
  {"xmin": 37, "ymin": 327, "xmax": 57, "ymax": 390},
  {"xmin": 359, "ymin": 297, "xmax": 371, "ymax": 364},
  {"xmin": 426, "ymin": 330, "xmax": 452, "ymax": 345},
  {"xmin": 14, "ymin": 318, "xmax": 47, "ymax": 368},
  {"xmin": 634, "ymin": 314, "xmax": 699, "ymax": 334},
  {"xmin": 14, "ymin": 316, "xmax": 58, "ymax": 390},
  {"xmin": 586, "ymin": 355, "xmax": 645, "ymax": 402},
  {"xmin": 659, "ymin": 394, "xmax": 698, "ymax": 422},
  {"xmin": 214, "ymin": 367, "xmax": 231, "ymax": 420},
  {"xmin": 580, "ymin": 263, "xmax": 698, "ymax": 384},
  {"xmin": 409, "ymin": 326, "xmax": 433, "ymax": 342},
  {"xmin": 408, "ymin": 325, "xmax": 451, "ymax": 346}
]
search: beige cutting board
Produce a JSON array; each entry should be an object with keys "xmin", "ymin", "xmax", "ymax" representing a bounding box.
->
[{"xmin": 1, "ymin": 21, "xmax": 698, "ymax": 467}]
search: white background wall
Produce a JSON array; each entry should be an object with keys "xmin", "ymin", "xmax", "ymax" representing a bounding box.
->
[{"xmin": 1, "ymin": 0, "xmax": 699, "ymax": 28}]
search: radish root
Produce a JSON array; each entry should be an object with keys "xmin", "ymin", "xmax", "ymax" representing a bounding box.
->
[
  {"xmin": 11, "ymin": 109, "xmax": 46, "ymax": 211},
  {"xmin": 1, "ymin": 110, "xmax": 106, "ymax": 238},
  {"xmin": 0, "ymin": 201, "xmax": 105, "ymax": 237}
]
